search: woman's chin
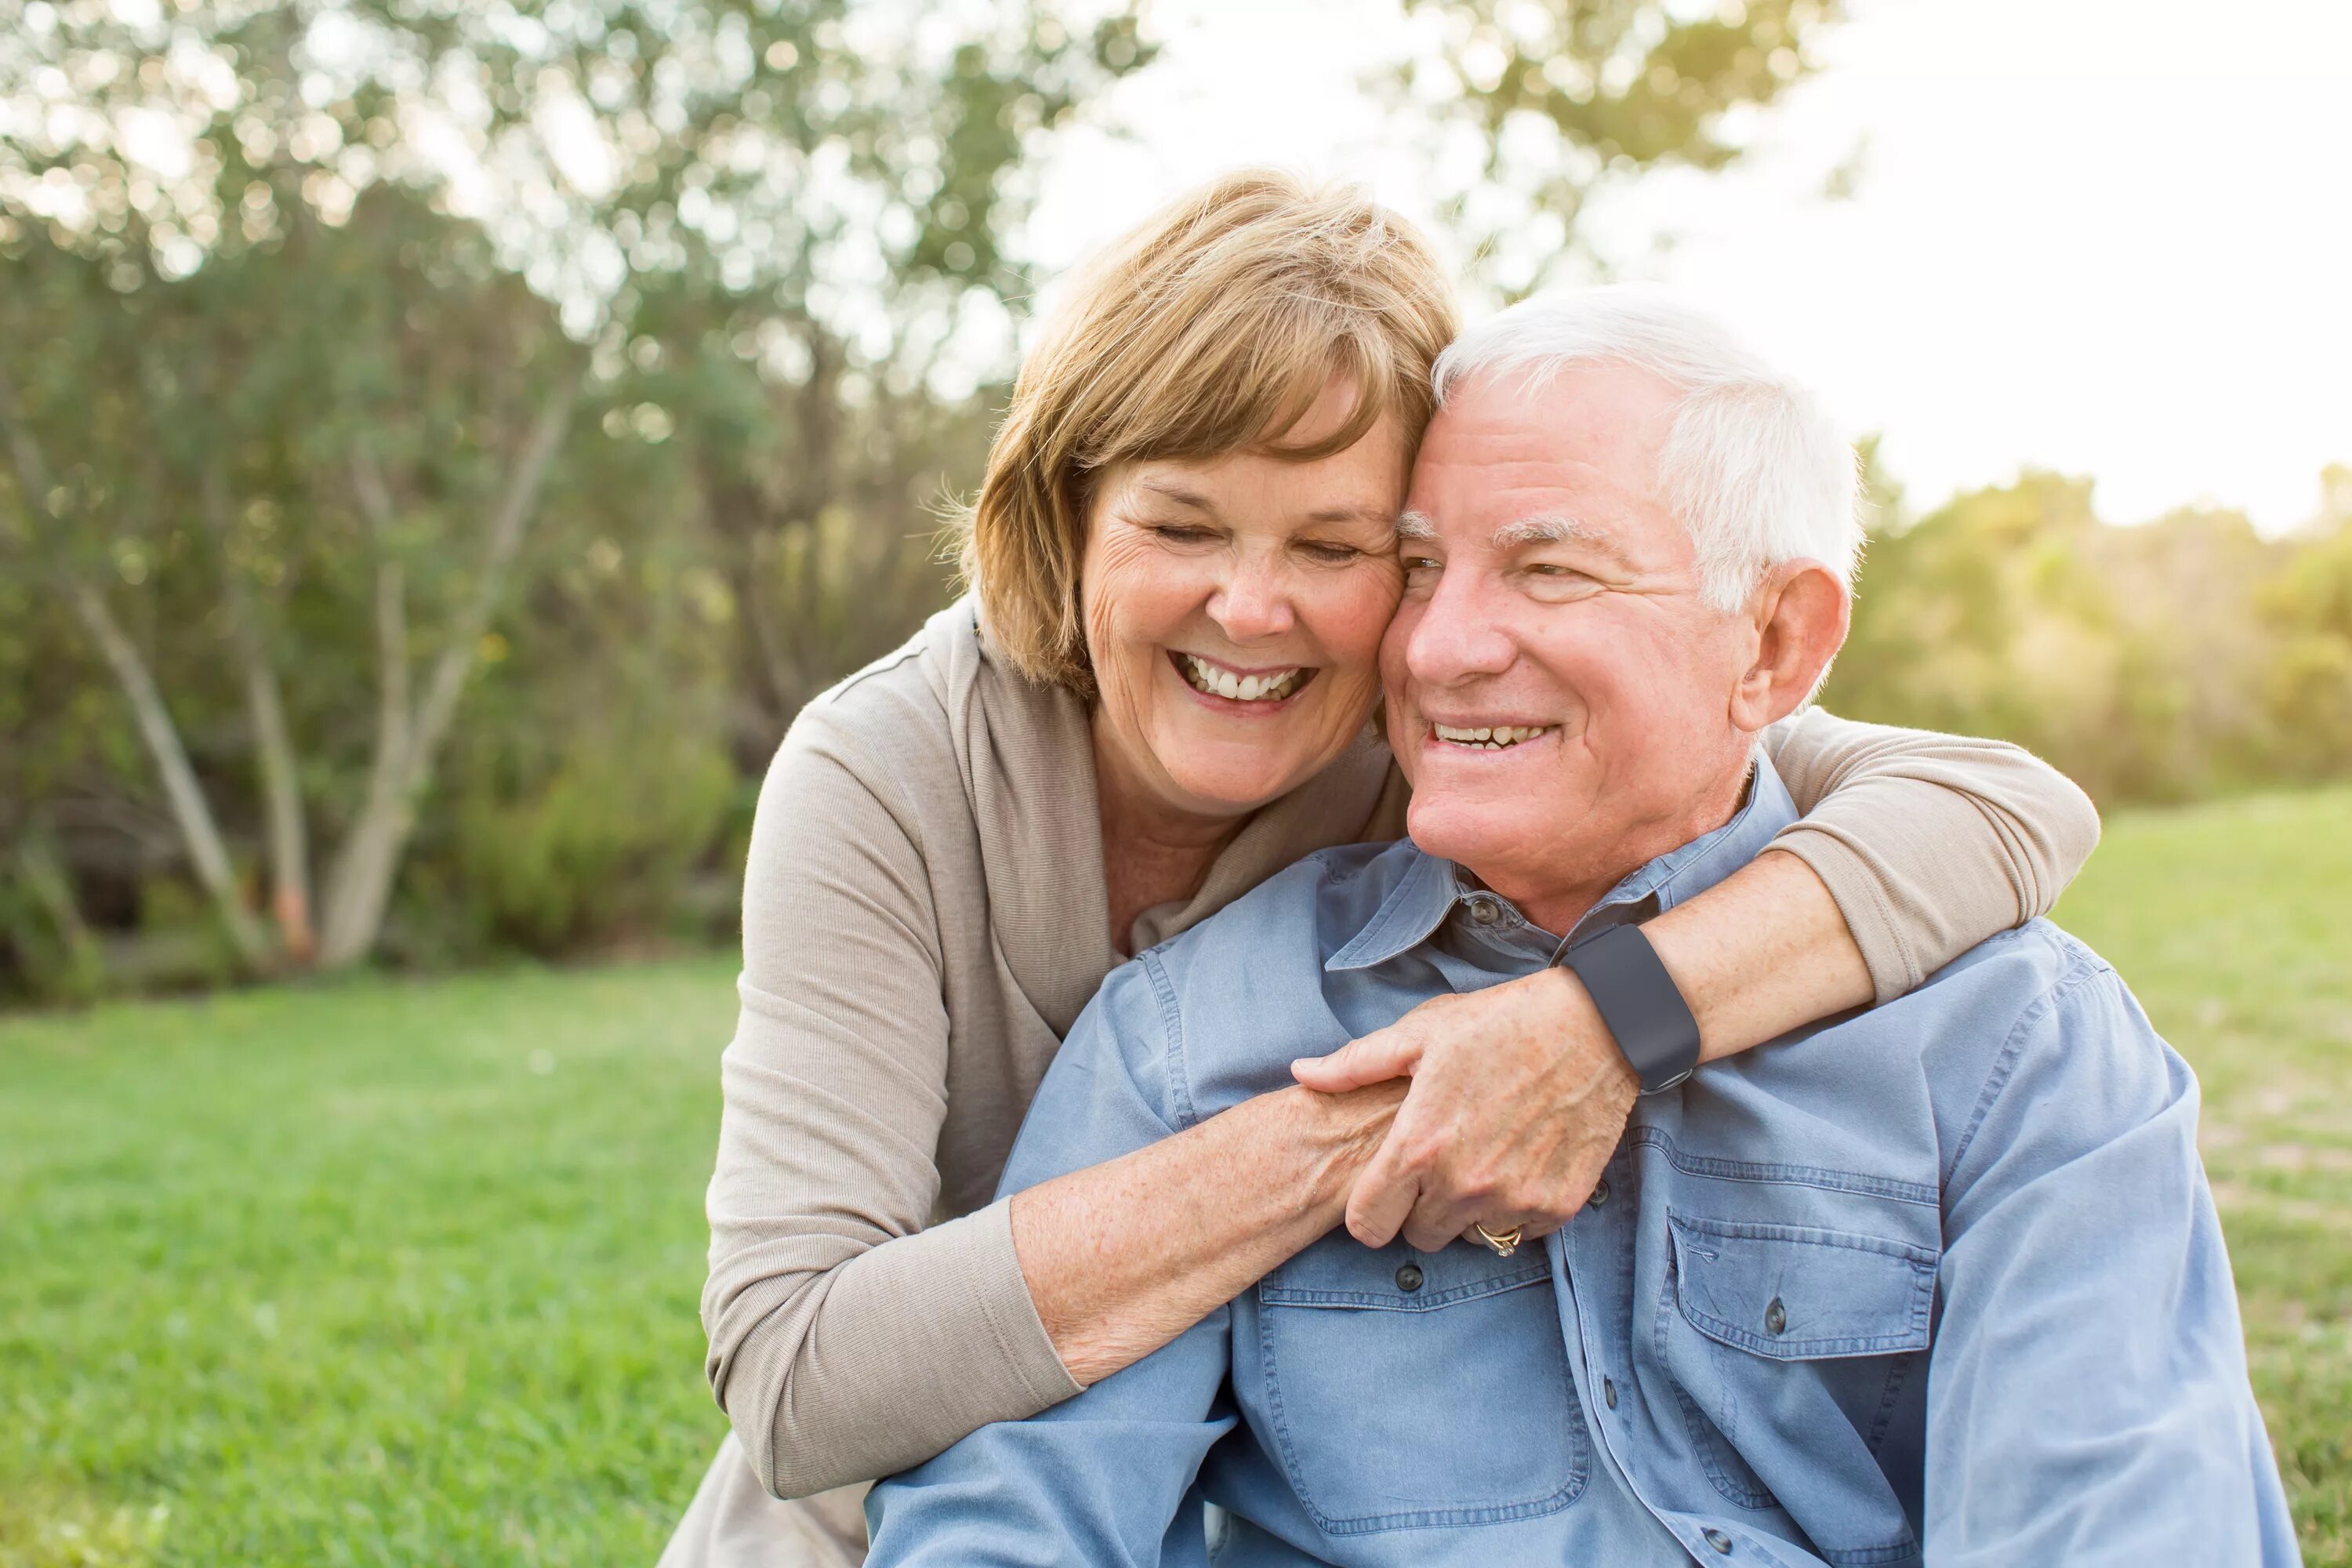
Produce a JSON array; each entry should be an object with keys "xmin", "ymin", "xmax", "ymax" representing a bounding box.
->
[{"xmin": 1160, "ymin": 757, "xmax": 1317, "ymax": 819}]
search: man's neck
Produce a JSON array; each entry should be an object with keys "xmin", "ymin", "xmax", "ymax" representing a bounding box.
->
[{"xmin": 1493, "ymin": 758, "xmax": 1755, "ymax": 938}]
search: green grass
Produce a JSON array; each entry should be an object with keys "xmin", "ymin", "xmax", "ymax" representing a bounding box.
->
[
  {"xmin": 2, "ymin": 787, "xmax": 2348, "ymax": 1565},
  {"xmin": 0, "ymin": 962, "xmax": 741, "ymax": 1566}
]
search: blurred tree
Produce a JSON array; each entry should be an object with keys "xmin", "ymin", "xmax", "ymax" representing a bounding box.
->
[
  {"xmin": 1824, "ymin": 470, "xmax": 2300, "ymax": 804},
  {"xmin": 2260, "ymin": 466, "xmax": 2352, "ymax": 778},
  {"xmin": 1397, "ymin": 0, "xmax": 1844, "ymax": 294},
  {"xmin": 0, "ymin": 0, "xmax": 1147, "ymax": 981}
]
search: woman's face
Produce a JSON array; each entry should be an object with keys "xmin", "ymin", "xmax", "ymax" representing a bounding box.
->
[{"xmin": 1081, "ymin": 383, "xmax": 1408, "ymax": 824}]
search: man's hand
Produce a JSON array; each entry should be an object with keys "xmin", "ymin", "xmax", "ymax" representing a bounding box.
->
[{"xmin": 1290, "ymin": 967, "xmax": 1640, "ymax": 1253}]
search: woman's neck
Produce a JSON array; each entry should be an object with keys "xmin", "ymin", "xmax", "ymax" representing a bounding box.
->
[{"xmin": 1092, "ymin": 722, "xmax": 1248, "ymax": 955}]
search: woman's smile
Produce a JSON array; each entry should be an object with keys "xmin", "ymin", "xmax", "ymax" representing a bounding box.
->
[{"xmin": 1168, "ymin": 650, "xmax": 1319, "ymax": 710}]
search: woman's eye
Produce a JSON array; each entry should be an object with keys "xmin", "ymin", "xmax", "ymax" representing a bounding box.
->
[
  {"xmin": 1298, "ymin": 540, "xmax": 1362, "ymax": 564},
  {"xmin": 1149, "ymin": 524, "xmax": 1217, "ymax": 545}
]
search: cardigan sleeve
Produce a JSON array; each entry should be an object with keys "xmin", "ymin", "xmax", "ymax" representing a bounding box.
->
[
  {"xmin": 1758, "ymin": 710, "xmax": 2101, "ymax": 1004},
  {"xmin": 701, "ymin": 710, "xmax": 1080, "ymax": 1502}
]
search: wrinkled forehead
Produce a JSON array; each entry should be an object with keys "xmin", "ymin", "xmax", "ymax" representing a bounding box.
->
[{"xmin": 1402, "ymin": 368, "xmax": 1690, "ymax": 562}]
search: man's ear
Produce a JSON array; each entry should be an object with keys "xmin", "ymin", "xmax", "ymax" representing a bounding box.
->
[{"xmin": 1730, "ymin": 560, "xmax": 1850, "ymax": 732}]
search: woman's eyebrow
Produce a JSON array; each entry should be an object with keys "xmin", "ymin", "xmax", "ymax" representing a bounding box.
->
[
  {"xmin": 1135, "ymin": 478, "xmax": 1217, "ymax": 512},
  {"xmin": 1304, "ymin": 503, "xmax": 1399, "ymax": 528}
]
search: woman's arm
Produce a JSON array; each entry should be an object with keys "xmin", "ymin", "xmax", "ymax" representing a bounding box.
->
[
  {"xmin": 1758, "ymin": 707, "xmax": 2100, "ymax": 1003},
  {"xmin": 1295, "ymin": 715, "xmax": 2100, "ymax": 1252},
  {"xmin": 706, "ymin": 717, "xmax": 1396, "ymax": 1499}
]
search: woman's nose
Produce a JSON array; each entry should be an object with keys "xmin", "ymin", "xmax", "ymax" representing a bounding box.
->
[{"xmin": 1208, "ymin": 557, "xmax": 1297, "ymax": 643}]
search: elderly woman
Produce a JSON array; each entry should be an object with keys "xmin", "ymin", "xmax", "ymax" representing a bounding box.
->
[{"xmin": 660, "ymin": 171, "xmax": 2099, "ymax": 1567}]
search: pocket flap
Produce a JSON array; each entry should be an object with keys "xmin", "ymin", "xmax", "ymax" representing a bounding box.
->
[
  {"xmin": 1262, "ymin": 1233, "xmax": 1549, "ymax": 1312},
  {"xmin": 1668, "ymin": 1211, "xmax": 1936, "ymax": 1359}
]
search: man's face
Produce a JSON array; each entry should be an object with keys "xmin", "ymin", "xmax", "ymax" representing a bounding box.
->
[{"xmin": 1381, "ymin": 365, "xmax": 1761, "ymax": 927}]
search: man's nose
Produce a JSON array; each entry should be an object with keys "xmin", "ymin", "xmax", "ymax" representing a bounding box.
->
[
  {"xmin": 1207, "ymin": 553, "xmax": 1297, "ymax": 643},
  {"xmin": 1404, "ymin": 568, "xmax": 1514, "ymax": 684}
]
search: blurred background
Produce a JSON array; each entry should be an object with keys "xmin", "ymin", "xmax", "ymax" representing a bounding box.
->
[{"xmin": 1, "ymin": 1, "xmax": 2346, "ymax": 1563}]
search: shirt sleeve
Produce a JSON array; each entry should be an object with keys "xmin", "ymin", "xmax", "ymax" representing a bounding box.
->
[
  {"xmin": 1759, "ymin": 710, "xmax": 2102, "ymax": 1004},
  {"xmin": 865, "ymin": 958, "xmax": 1237, "ymax": 1568},
  {"xmin": 1922, "ymin": 959, "xmax": 2298, "ymax": 1565},
  {"xmin": 701, "ymin": 713, "xmax": 1082, "ymax": 1501}
]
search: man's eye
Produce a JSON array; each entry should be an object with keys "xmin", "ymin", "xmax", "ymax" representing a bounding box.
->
[{"xmin": 1400, "ymin": 554, "xmax": 1440, "ymax": 576}]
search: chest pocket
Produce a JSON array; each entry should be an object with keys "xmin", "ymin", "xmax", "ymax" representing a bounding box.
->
[
  {"xmin": 1252, "ymin": 1235, "xmax": 1586, "ymax": 1536},
  {"xmin": 1657, "ymin": 1210, "xmax": 1935, "ymax": 1566}
]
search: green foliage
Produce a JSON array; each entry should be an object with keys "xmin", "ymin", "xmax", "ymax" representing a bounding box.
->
[
  {"xmin": 0, "ymin": 0, "xmax": 1147, "ymax": 996},
  {"xmin": 451, "ymin": 726, "xmax": 738, "ymax": 957},
  {"xmin": 1824, "ymin": 467, "xmax": 2348, "ymax": 805},
  {"xmin": 3, "ymin": 789, "xmax": 2348, "ymax": 1563},
  {"xmin": 1399, "ymin": 0, "xmax": 1844, "ymax": 294}
]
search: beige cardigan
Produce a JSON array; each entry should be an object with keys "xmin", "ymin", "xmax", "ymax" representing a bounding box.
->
[{"xmin": 667, "ymin": 599, "xmax": 2099, "ymax": 1564}]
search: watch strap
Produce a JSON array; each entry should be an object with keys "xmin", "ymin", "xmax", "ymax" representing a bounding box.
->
[{"xmin": 1561, "ymin": 923, "xmax": 1701, "ymax": 1095}]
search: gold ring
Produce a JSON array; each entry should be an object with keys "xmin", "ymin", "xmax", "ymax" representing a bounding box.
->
[{"xmin": 1474, "ymin": 1222, "xmax": 1523, "ymax": 1258}]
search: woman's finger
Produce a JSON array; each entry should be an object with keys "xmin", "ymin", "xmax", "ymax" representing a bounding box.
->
[
  {"xmin": 1342, "ymin": 1131, "xmax": 1422, "ymax": 1247},
  {"xmin": 1291, "ymin": 1027, "xmax": 1424, "ymax": 1092}
]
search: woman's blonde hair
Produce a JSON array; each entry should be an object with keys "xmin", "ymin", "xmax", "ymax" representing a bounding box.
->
[{"xmin": 957, "ymin": 169, "xmax": 1460, "ymax": 694}]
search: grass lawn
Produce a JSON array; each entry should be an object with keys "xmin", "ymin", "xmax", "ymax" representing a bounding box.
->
[{"xmin": 3, "ymin": 786, "xmax": 2348, "ymax": 1566}]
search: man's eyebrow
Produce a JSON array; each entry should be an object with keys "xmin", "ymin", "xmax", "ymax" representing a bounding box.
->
[
  {"xmin": 1396, "ymin": 510, "xmax": 1438, "ymax": 542},
  {"xmin": 1491, "ymin": 514, "xmax": 1632, "ymax": 563}
]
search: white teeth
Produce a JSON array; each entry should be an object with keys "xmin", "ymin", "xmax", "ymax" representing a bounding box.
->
[
  {"xmin": 1180, "ymin": 654, "xmax": 1304, "ymax": 704},
  {"xmin": 1434, "ymin": 722, "xmax": 1552, "ymax": 750}
]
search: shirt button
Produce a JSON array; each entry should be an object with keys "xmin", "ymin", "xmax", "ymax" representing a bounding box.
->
[
  {"xmin": 1704, "ymin": 1526, "xmax": 1735, "ymax": 1554},
  {"xmin": 1470, "ymin": 898, "xmax": 1501, "ymax": 926},
  {"xmin": 1602, "ymin": 1377, "xmax": 1617, "ymax": 1410},
  {"xmin": 1764, "ymin": 1297, "xmax": 1787, "ymax": 1336},
  {"xmin": 1588, "ymin": 1179, "xmax": 1610, "ymax": 1208},
  {"xmin": 1395, "ymin": 1263, "xmax": 1424, "ymax": 1293}
]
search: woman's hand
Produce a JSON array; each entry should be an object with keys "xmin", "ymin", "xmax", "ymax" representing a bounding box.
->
[{"xmin": 1291, "ymin": 966, "xmax": 1638, "ymax": 1252}]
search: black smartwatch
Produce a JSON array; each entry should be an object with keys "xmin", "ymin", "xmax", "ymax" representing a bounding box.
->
[{"xmin": 1561, "ymin": 923, "xmax": 1702, "ymax": 1095}]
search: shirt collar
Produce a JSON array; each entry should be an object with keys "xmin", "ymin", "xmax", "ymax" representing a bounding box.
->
[{"xmin": 1327, "ymin": 749, "xmax": 1801, "ymax": 973}]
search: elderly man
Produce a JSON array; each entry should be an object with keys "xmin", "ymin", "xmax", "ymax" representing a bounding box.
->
[{"xmin": 862, "ymin": 289, "xmax": 2297, "ymax": 1567}]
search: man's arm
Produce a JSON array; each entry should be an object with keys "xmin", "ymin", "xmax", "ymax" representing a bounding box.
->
[
  {"xmin": 1925, "ymin": 953, "xmax": 2298, "ymax": 1566},
  {"xmin": 863, "ymin": 956, "xmax": 1240, "ymax": 1568}
]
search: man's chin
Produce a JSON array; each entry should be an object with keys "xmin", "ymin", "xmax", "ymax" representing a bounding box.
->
[{"xmin": 1403, "ymin": 800, "xmax": 1522, "ymax": 873}]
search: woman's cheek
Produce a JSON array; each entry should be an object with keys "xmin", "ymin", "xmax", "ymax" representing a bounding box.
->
[{"xmin": 1311, "ymin": 561, "xmax": 1404, "ymax": 673}]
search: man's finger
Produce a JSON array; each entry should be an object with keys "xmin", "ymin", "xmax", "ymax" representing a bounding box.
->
[
  {"xmin": 1401, "ymin": 1192, "xmax": 1476, "ymax": 1254},
  {"xmin": 1343, "ymin": 1133, "xmax": 1421, "ymax": 1247},
  {"xmin": 1292, "ymin": 1029, "xmax": 1423, "ymax": 1093}
]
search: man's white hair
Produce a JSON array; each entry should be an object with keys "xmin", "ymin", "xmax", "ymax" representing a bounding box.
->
[{"xmin": 1431, "ymin": 285, "xmax": 1861, "ymax": 611}]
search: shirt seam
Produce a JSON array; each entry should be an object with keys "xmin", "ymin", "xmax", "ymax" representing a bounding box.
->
[
  {"xmin": 1941, "ymin": 943, "xmax": 2113, "ymax": 1191},
  {"xmin": 1142, "ymin": 949, "xmax": 1201, "ymax": 1131}
]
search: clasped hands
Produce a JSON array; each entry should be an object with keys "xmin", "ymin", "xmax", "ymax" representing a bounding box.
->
[{"xmin": 1290, "ymin": 965, "xmax": 1641, "ymax": 1254}]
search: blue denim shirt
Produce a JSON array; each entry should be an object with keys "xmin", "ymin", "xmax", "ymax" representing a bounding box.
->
[{"xmin": 866, "ymin": 759, "xmax": 2297, "ymax": 1567}]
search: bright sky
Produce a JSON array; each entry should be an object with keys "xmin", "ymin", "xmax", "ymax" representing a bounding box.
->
[{"xmin": 1025, "ymin": 0, "xmax": 2352, "ymax": 533}]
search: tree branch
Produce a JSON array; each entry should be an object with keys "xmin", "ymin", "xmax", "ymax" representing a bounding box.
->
[
  {"xmin": 204, "ymin": 466, "xmax": 314, "ymax": 962},
  {"xmin": 405, "ymin": 376, "xmax": 579, "ymax": 781},
  {"xmin": 66, "ymin": 578, "xmax": 272, "ymax": 966},
  {"xmin": 0, "ymin": 359, "xmax": 270, "ymax": 969},
  {"xmin": 318, "ymin": 375, "xmax": 580, "ymax": 967}
]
